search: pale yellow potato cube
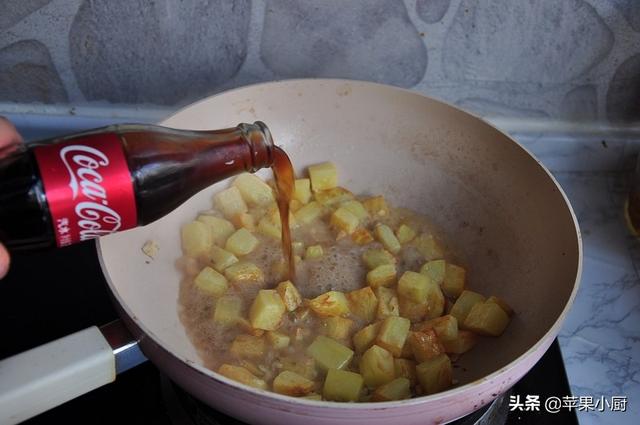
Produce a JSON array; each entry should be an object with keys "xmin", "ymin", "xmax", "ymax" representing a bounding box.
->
[
  {"xmin": 362, "ymin": 196, "xmax": 389, "ymax": 217},
  {"xmin": 230, "ymin": 334, "xmax": 266, "ymax": 359},
  {"xmin": 249, "ymin": 289, "xmax": 286, "ymax": 331},
  {"xmin": 294, "ymin": 178, "xmax": 312, "ymax": 204},
  {"xmin": 306, "ymin": 335, "xmax": 354, "ymax": 371},
  {"xmin": 214, "ymin": 186, "xmax": 248, "ymax": 219},
  {"xmin": 353, "ymin": 322, "xmax": 382, "ymax": 354},
  {"xmin": 294, "ymin": 201, "xmax": 324, "ymax": 225},
  {"xmin": 371, "ymin": 377, "xmax": 411, "ymax": 402},
  {"xmin": 340, "ymin": 200, "xmax": 369, "ymax": 221},
  {"xmin": 398, "ymin": 296, "xmax": 428, "ymax": 323},
  {"xmin": 441, "ymin": 330, "xmax": 477, "ymax": 354},
  {"xmin": 420, "ymin": 259, "xmax": 446, "ymax": 286},
  {"xmin": 305, "ymin": 244, "xmax": 324, "ymax": 259},
  {"xmin": 276, "ymin": 280, "xmax": 303, "ymax": 312},
  {"xmin": 224, "ymin": 261, "xmax": 264, "ymax": 284},
  {"xmin": 197, "ymin": 215, "xmax": 235, "ymax": 246},
  {"xmin": 407, "ymin": 329, "xmax": 444, "ymax": 363},
  {"xmin": 394, "ymin": 358, "xmax": 417, "ymax": 386},
  {"xmin": 308, "ymin": 162, "xmax": 338, "ymax": 191},
  {"xmin": 194, "ymin": 266, "xmax": 228, "ymax": 297},
  {"xmin": 315, "ymin": 187, "xmax": 354, "ymax": 207},
  {"xmin": 233, "ymin": 173, "xmax": 274, "ymax": 206},
  {"xmin": 308, "ymin": 291, "xmax": 350, "ymax": 317},
  {"xmin": 486, "ymin": 295, "xmax": 514, "ymax": 316},
  {"xmin": 218, "ymin": 364, "xmax": 267, "ymax": 390},
  {"xmin": 376, "ymin": 316, "xmax": 411, "ymax": 357},
  {"xmin": 362, "ymin": 248, "xmax": 396, "ymax": 269},
  {"xmin": 266, "ymin": 331, "xmax": 290, "ymax": 350},
  {"xmin": 323, "ymin": 369, "xmax": 363, "ymax": 402},
  {"xmin": 230, "ymin": 212, "xmax": 256, "ymax": 231},
  {"xmin": 396, "ymin": 224, "xmax": 417, "ymax": 244},
  {"xmin": 416, "ymin": 354, "xmax": 452, "ymax": 395},
  {"xmin": 351, "ymin": 228, "xmax": 374, "ymax": 245},
  {"xmin": 322, "ymin": 316, "xmax": 354, "ymax": 341},
  {"xmin": 225, "ymin": 228, "xmax": 259, "ymax": 256},
  {"xmin": 279, "ymin": 356, "xmax": 318, "ymax": 380},
  {"xmin": 423, "ymin": 280, "xmax": 445, "ymax": 320},
  {"xmin": 347, "ymin": 286, "xmax": 378, "ymax": 323},
  {"xmin": 268, "ymin": 206, "xmax": 298, "ymax": 230},
  {"xmin": 374, "ymin": 224, "xmax": 401, "ymax": 254},
  {"xmin": 181, "ymin": 221, "xmax": 212, "ymax": 257},
  {"xmin": 463, "ymin": 301, "xmax": 510, "ymax": 336},
  {"xmin": 258, "ymin": 216, "xmax": 281, "ymax": 240},
  {"xmin": 209, "ymin": 246, "xmax": 239, "ymax": 272},
  {"xmin": 330, "ymin": 207, "xmax": 360, "ymax": 235},
  {"xmin": 397, "ymin": 271, "xmax": 430, "ymax": 303},
  {"xmin": 212, "ymin": 295, "xmax": 243, "ymax": 326},
  {"xmin": 412, "ymin": 234, "xmax": 444, "ymax": 260},
  {"xmin": 376, "ymin": 287, "xmax": 400, "ymax": 319},
  {"xmin": 449, "ymin": 290, "xmax": 486, "ymax": 323},
  {"xmin": 360, "ymin": 345, "xmax": 395, "ymax": 388},
  {"xmin": 443, "ymin": 263, "xmax": 465, "ymax": 298},
  {"xmin": 273, "ymin": 370, "xmax": 315, "ymax": 397},
  {"xmin": 366, "ymin": 264, "xmax": 397, "ymax": 288}
]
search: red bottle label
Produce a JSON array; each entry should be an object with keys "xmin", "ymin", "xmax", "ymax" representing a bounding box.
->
[{"xmin": 32, "ymin": 133, "xmax": 137, "ymax": 247}]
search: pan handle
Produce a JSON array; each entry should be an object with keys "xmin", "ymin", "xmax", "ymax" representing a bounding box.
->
[{"xmin": 0, "ymin": 320, "xmax": 147, "ymax": 425}]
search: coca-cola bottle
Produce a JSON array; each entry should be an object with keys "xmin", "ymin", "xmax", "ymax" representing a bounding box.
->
[{"xmin": 0, "ymin": 122, "xmax": 274, "ymax": 250}]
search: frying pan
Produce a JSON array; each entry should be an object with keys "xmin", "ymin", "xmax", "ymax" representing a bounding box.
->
[{"xmin": 0, "ymin": 79, "xmax": 581, "ymax": 425}]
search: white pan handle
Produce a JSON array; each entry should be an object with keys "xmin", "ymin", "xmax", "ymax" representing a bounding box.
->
[{"xmin": 0, "ymin": 321, "xmax": 146, "ymax": 425}]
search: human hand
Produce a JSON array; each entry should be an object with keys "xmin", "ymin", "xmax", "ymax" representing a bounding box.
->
[{"xmin": 0, "ymin": 116, "xmax": 23, "ymax": 278}]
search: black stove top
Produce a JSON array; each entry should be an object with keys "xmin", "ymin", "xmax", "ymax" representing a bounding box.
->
[{"xmin": 0, "ymin": 242, "xmax": 578, "ymax": 425}]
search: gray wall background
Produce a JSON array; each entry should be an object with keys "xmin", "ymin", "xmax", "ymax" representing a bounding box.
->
[{"xmin": 0, "ymin": 0, "xmax": 639, "ymax": 123}]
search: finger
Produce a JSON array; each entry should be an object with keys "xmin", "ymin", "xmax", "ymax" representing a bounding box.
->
[
  {"xmin": 0, "ymin": 116, "xmax": 23, "ymax": 148},
  {"xmin": 0, "ymin": 243, "xmax": 10, "ymax": 279}
]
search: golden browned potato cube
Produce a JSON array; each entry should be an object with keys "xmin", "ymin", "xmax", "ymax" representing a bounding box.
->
[
  {"xmin": 371, "ymin": 377, "xmax": 411, "ymax": 402},
  {"xmin": 230, "ymin": 212, "xmax": 256, "ymax": 231},
  {"xmin": 443, "ymin": 263, "xmax": 465, "ymax": 298},
  {"xmin": 362, "ymin": 196, "xmax": 389, "ymax": 217},
  {"xmin": 360, "ymin": 345, "xmax": 396, "ymax": 387},
  {"xmin": 279, "ymin": 356, "xmax": 318, "ymax": 380},
  {"xmin": 194, "ymin": 266, "xmax": 228, "ymax": 297},
  {"xmin": 347, "ymin": 287, "xmax": 378, "ymax": 323},
  {"xmin": 416, "ymin": 315, "xmax": 458, "ymax": 342},
  {"xmin": 214, "ymin": 186, "xmax": 248, "ymax": 219},
  {"xmin": 486, "ymin": 295, "xmax": 514, "ymax": 316},
  {"xmin": 230, "ymin": 334, "xmax": 266, "ymax": 359},
  {"xmin": 305, "ymin": 244, "xmax": 324, "ymax": 260},
  {"xmin": 294, "ymin": 178, "xmax": 312, "ymax": 204},
  {"xmin": 224, "ymin": 261, "xmax": 264, "ymax": 284},
  {"xmin": 330, "ymin": 206, "xmax": 360, "ymax": 235},
  {"xmin": 374, "ymin": 224, "xmax": 401, "ymax": 254},
  {"xmin": 351, "ymin": 228, "xmax": 374, "ymax": 245},
  {"xmin": 322, "ymin": 316, "xmax": 354, "ymax": 341},
  {"xmin": 376, "ymin": 287, "xmax": 400, "ymax": 319},
  {"xmin": 341, "ymin": 200, "xmax": 369, "ymax": 220},
  {"xmin": 398, "ymin": 296, "xmax": 428, "ymax": 323},
  {"xmin": 315, "ymin": 187, "xmax": 355, "ymax": 206},
  {"xmin": 257, "ymin": 216, "xmax": 281, "ymax": 240},
  {"xmin": 376, "ymin": 316, "xmax": 411, "ymax": 357},
  {"xmin": 463, "ymin": 301, "xmax": 510, "ymax": 336},
  {"xmin": 362, "ymin": 248, "xmax": 396, "ymax": 269},
  {"xmin": 294, "ymin": 201, "xmax": 324, "ymax": 225},
  {"xmin": 308, "ymin": 162, "xmax": 338, "ymax": 191},
  {"xmin": 308, "ymin": 291, "xmax": 350, "ymax": 317},
  {"xmin": 419, "ymin": 259, "xmax": 446, "ymax": 286},
  {"xmin": 441, "ymin": 330, "xmax": 477, "ymax": 354},
  {"xmin": 233, "ymin": 173, "xmax": 275, "ymax": 207},
  {"xmin": 449, "ymin": 290, "xmax": 486, "ymax": 323},
  {"xmin": 412, "ymin": 234, "xmax": 444, "ymax": 260},
  {"xmin": 416, "ymin": 354, "xmax": 452, "ymax": 395},
  {"xmin": 273, "ymin": 370, "xmax": 315, "ymax": 396},
  {"xmin": 366, "ymin": 264, "xmax": 397, "ymax": 288},
  {"xmin": 181, "ymin": 221, "xmax": 212, "ymax": 257},
  {"xmin": 212, "ymin": 295, "xmax": 243, "ymax": 326},
  {"xmin": 323, "ymin": 369, "xmax": 363, "ymax": 402},
  {"xmin": 236, "ymin": 318, "xmax": 265, "ymax": 337},
  {"xmin": 306, "ymin": 335, "xmax": 354, "ymax": 371},
  {"xmin": 396, "ymin": 224, "xmax": 417, "ymax": 244},
  {"xmin": 197, "ymin": 215, "xmax": 235, "ymax": 246},
  {"xmin": 394, "ymin": 358, "xmax": 417, "ymax": 386},
  {"xmin": 407, "ymin": 329, "xmax": 445, "ymax": 363},
  {"xmin": 276, "ymin": 280, "xmax": 303, "ymax": 312},
  {"xmin": 397, "ymin": 271, "xmax": 430, "ymax": 303},
  {"xmin": 353, "ymin": 322, "xmax": 382, "ymax": 354},
  {"xmin": 225, "ymin": 228, "xmax": 259, "ymax": 256},
  {"xmin": 249, "ymin": 289, "xmax": 286, "ymax": 331},
  {"xmin": 424, "ymin": 280, "xmax": 445, "ymax": 320},
  {"xmin": 209, "ymin": 246, "xmax": 239, "ymax": 272},
  {"xmin": 218, "ymin": 364, "xmax": 267, "ymax": 390},
  {"xmin": 266, "ymin": 331, "xmax": 290, "ymax": 349}
]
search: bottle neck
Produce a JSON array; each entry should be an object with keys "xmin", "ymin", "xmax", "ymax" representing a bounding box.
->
[{"xmin": 238, "ymin": 121, "xmax": 275, "ymax": 172}]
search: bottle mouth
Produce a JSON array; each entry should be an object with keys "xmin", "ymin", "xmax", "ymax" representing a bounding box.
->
[{"xmin": 239, "ymin": 121, "xmax": 275, "ymax": 172}]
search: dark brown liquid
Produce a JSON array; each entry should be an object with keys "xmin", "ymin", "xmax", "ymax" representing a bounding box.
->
[{"xmin": 272, "ymin": 147, "xmax": 295, "ymax": 282}]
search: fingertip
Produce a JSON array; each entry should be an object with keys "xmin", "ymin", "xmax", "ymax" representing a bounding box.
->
[{"xmin": 0, "ymin": 243, "xmax": 10, "ymax": 279}]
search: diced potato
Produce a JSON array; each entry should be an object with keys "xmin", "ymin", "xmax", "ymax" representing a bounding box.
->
[
  {"xmin": 374, "ymin": 224, "xmax": 401, "ymax": 254},
  {"xmin": 397, "ymin": 271, "xmax": 430, "ymax": 303},
  {"xmin": 323, "ymin": 369, "xmax": 363, "ymax": 402},
  {"xmin": 362, "ymin": 196, "xmax": 389, "ymax": 217},
  {"xmin": 218, "ymin": 364, "xmax": 267, "ymax": 390},
  {"xmin": 212, "ymin": 295, "xmax": 243, "ymax": 326},
  {"xmin": 376, "ymin": 316, "xmax": 411, "ymax": 357},
  {"xmin": 396, "ymin": 224, "xmax": 417, "ymax": 244},
  {"xmin": 249, "ymin": 289, "xmax": 286, "ymax": 331},
  {"xmin": 290, "ymin": 199, "xmax": 303, "ymax": 212},
  {"xmin": 407, "ymin": 330, "xmax": 445, "ymax": 363},
  {"xmin": 257, "ymin": 216, "xmax": 282, "ymax": 240},
  {"xmin": 330, "ymin": 207, "xmax": 360, "ymax": 235},
  {"xmin": 306, "ymin": 335, "xmax": 354, "ymax": 371},
  {"xmin": 273, "ymin": 370, "xmax": 315, "ymax": 396},
  {"xmin": 362, "ymin": 248, "xmax": 396, "ymax": 270},
  {"xmin": 340, "ymin": 200, "xmax": 369, "ymax": 220},
  {"xmin": 214, "ymin": 186, "xmax": 248, "ymax": 219},
  {"xmin": 360, "ymin": 345, "xmax": 396, "ymax": 387},
  {"xmin": 294, "ymin": 201, "xmax": 324, "ymax": 225},
  {"xmin": 371, "ymin": 378, "xmax": 411, "ymax": 402},
  {"xmin": 266, "ymin": 331, "xmax": 290, "ymax": 349},
  {"xmin": 230, "ymin": 334, "xmax": 266, "ymax": 359},
  {"xmin": 225, "ymin": 228, "xmax": 259, "ymax": 256},
  {"xmin": 276, "ymin": 280, "xmax": 303, "ymax": 312},
  {"xmin": 416, "ymin": 315, "xmax": 458, "ymax": 342},
  {"xmin": 181, "ymin": 221, "xmax": 212, "ymax": 257},
  {"xmin": 376, "ymin": 287, "xmax": 400, "ymax": 319},
  {"xmin": 305, "ymin": 244, "xmax": 324, "ymax": 259},
  {"xmin": 237, "ymin": 359, "xmax": 264, "ymax": 377},
  {"xmin": 443, "ymin": 263, "xmax": 465, "ymax": 298},
  {"xmin": 347, "ymin": 287, "xmax": 378, "ymax": 323},
  {"xmin": 315, "ymin": 187, "xmax": 355, "ymax": 206},
  {"xmin": 197, "ymin": 215, "xmax": 235, "ymax": 246},
  {"xmin": 236, "ymin": 318, "xmax": 265, "ymax": 337},
  {"xmin": 449, "ymin": 290, "xmax": 486, "ymax": 323},
  {"xmin": 463, "ymin": 301, "xmax": 510, "ymax": 336},
  {"xmin": 268, "ymin": 207, "xmax": 298, "ymax": 230},
  {"xmin": 416, "ymin": 354, "xmax": 452, "ymax": 395},
  {"xmin": 308, "ymin": 162, "xmax": 338, "ymax": 191},
  {"xmin": 302, "ymin": 393, "xmax": 322, "ymax": 400},
  {"xmin": 394, "ymin": 359, "xmax": 417, "ymax": 386},
  {"xmin": 230, "ymin": 212, "xmax": 255, "ymax": 231},
  {"xmin": 424, "ymin": 280, "xmax": 445, "ymax": 320},
  {"xmin": 294, "ymin": 178, "xmax": 312, "ymax": 204},
  {"xmin": 486, "ymin": 295, "xmax": 514, "ymax": 316},
  {"xmin": 233, "ymin": 173, "xmax": 275, "ymax": 206},
  {"xmin": 209, "ymin": 246, "xmax": 239, "ymax": 272},
  {"xmin": 322, "ymin": 316, "xmax": 354, "ymax": 341},
  {"xmin": 419, "ymin": 259, "xmax": 446, "ymax": 286},
  {"xmin": 366, "ymin": 264, "xmax": 397, "ymax": 288},
  {"xmin": 353, "ymin": 322, "xmax": 382, "ymax": 354},
  {"xmin": 308, "ymin": 291, "xmax": 350, "ymax": 317},
  {"xmin": 412, "ymin": 234, "xmax": 444, "ymax": 260},
  {"xmin": 194, "ymin": 266, "xmax": 228, "ymax": 297},
  {"xmin": 279, "ymin": 356, "xmax": 318, "ymax": 380},
  {"xmin": 442, "ymin": 330, "xmax": 478, "ymax": 354},
  {"xmin": 224, "ymin": 261, "xmax": 264, "ymax": 284},
  {"xmin": 351, "ymin": 228, "xmax": 374, "ymax": 245},
  {"xmin": 398, "ymin": 296, "xmax": 428, "ymax": 323}
]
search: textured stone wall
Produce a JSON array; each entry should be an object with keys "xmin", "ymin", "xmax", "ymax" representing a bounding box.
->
[{"xmin": 0, "ymin": 0, "xmax": 638, "ymax": 122}]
